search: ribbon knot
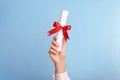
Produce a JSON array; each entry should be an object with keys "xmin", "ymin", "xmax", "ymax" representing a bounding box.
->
[{"xmin": 48, "ymin": 21, "xmax": 71, "ymax": 41}]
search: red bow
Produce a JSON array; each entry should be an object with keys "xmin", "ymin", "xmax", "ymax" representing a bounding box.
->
[{"xmin": 48, "ymin": 21, "xmax": 71, "ymax": 41}]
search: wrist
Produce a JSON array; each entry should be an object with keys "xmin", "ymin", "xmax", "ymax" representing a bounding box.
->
[{"xmin": 54, "ymin": 62, "xmax": 66, "ymax": 74}]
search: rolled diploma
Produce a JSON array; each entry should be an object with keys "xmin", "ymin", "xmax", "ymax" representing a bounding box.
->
[{"xmin": 57, "ymin": 10, "xmax": 69, "ymax": 51}]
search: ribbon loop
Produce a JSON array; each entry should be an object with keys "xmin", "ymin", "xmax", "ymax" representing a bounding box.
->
[{"xmin": 48, "ymin": 21, "xmax": 71, "ymax": 41}]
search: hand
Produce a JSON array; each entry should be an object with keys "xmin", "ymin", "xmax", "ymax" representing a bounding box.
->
[{"xmin": 49, "ymin": 36, "xmax": 66, "ymax": 73}]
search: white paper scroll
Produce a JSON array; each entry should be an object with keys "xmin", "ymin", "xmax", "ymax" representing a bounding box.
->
[{"xmin": 57, "ymin": 10, "xmax": 69, "ymax": 51}]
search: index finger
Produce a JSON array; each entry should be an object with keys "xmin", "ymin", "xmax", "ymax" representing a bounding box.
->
[{"xmin": 53, "ymin": 35, "xmax": 58, "ymax": 41}]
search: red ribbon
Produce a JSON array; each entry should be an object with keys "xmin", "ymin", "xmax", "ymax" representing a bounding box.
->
[{"xmin": 48, "ymin": 21, "xmax": 71, "ymax": 41}]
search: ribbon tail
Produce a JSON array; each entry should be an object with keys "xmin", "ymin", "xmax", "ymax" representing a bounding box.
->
[
  {"xmin": 48, "ymin": 28, "xmax": 57, "ymax": 36},
  {"xmin": 66, "ymin": 31, "xmax": 69, "ymax": 40},
  {"xmin": 65, "ymin": 30, "xmax": 69, "ymax": 40},
  {"xmin": 62, "ymin": 30, "xmax": 69, "ymax": 41},
  {"xmin": 48, "ymin": 28, "xmax": 61, "ymax": 36}
]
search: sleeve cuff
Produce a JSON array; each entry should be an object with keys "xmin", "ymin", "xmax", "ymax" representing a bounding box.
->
[{"xmin": 53, "ymin": 71, "xmax": 71, "ymax": 80}]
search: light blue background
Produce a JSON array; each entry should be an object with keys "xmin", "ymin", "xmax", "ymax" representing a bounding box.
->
[{"xmin": 0, "ymin": 0, "xmax": 120, "ymax": 80}]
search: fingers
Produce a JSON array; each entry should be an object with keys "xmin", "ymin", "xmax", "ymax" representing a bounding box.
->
[
  {"xmin": 49, "ymin": 48, "xmax": 57, "ymax": 55},
  {"xmin": 49, "ymin": 36, "xmax": 60, "ymax": 55},
  {"xmin": 52, "ymin": 39, "xmax": 59, "ymax": 47},
  {"xmin": 53, "ymin": 36, "xmax": 58, "ymax": 41},
  {"xmin": 50, "ymin": 44, "xmax": 58, "ymax": 53}
]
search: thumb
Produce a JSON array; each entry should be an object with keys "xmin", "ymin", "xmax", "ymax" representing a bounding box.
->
[{"xmin": 61, "ymin": 37, "xmax": 66, "ymax": 51}]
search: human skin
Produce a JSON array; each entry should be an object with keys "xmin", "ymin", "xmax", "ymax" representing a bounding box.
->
[{"xmin": 49, "ymin": 36, "xmax": 67, "ymax": 73}]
